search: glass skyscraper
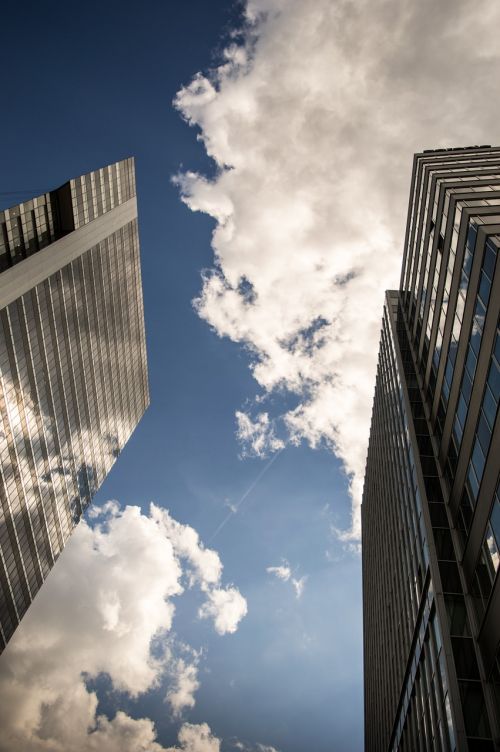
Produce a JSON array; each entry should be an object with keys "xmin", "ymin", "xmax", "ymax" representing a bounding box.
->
[
  {"xmin": 0, "ymin": 159, "xmax": 149, "ymax": 651},
  {"xmin": 362, "ymin": 146, "xmax": 500, "ymax": 751}
]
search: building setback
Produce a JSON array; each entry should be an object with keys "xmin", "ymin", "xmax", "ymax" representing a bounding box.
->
[
  {"xmin": 362, "ymin": 146, "xmax": 500, "ymax": 751},
  {"xmin": 0, "ymin": 159, "xmax": 149, "ymax": 651}
]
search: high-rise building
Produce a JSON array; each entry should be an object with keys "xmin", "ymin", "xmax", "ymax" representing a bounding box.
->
[
  {"xmin": 0, "ymin": 159, "xmax": 149, "ymax": 651},
  {"xmin": 362, "ymin": 146, "xmax": 500, "ymax": 751}
]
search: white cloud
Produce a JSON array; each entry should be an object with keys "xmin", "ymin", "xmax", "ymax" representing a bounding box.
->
[
  {"xmin": 235, "ymin": 411, "xmax": 284, "ymax": 457},
  {"xmin": 267, "ymin": 560, "xmax": 306, "ymax": 599},
  {"xmin": 174, "ymin": 0, "xmax": 500, "ymax": 540},
  {"xmin": 199, "ymin": 586, "xmax": 248, "ymax": 635},
  {"xmin": 166, "ymin": 658, "xmax": 201, "ymax": 717},
  {"xmin": 291, "ymin": 576, "xmax": 307, "ymax": 600},
  {"xmin": 167, "ymin": 723, "xmax": 221, "ymax": 752},
  {"xmin": 266, "ymin": 564, "xmax": 291, "ymax": 581},
  {"xmin": 331, "ymin": 524, "xmax": 362, "ymax": 556},
  {"xmin": 232, "ymin": 742, "xmax": 281, "ymax": 752},
  {"xmin": 151, "ymin": 504, "xmax": 223, "ymax": 587},
  {"xmin": 0, "ymin": 502, "xmax": 246, "ymax": 751}
]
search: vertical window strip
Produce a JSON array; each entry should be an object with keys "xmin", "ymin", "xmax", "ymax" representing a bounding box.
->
[
  {"xmin": 459, "ymin": 324, "xmax": 500, "ymax": 536},
  {"xmin": 448, "ymin": 241, "xmax": 498, "ymax": 475},
  {"xmin": 434, "ymin": 227, "xmax": 479, "ymax": 443}
]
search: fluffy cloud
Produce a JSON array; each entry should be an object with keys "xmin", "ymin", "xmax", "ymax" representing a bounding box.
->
[
  {"xmin": 0, "ymin": 503, "xmax": 246, "ymax": 751},
  {"xmin": 266, "ymin": 560, "xmax": 307, "ymax": 599},
  {"xmin": 199, "ymin": 586, "xmax": 248, "ymax": 635},
  {"xmin": 174, "ymin": 0, "xmax": 500, "ymax": 539},
  {"xmin": 167, "ymin": 723, "xmax": 220, "ymax": 752},
  {"xmin": 236, "ymin": 411, "xmax": 284, "ymax": 457},
  {"xmin": 151, "ymin": 505, "xmax": 222, "ymax": 587},
  {"xmin": 166, "ymin": 658, "xmax": 201, "ymax": 717}
]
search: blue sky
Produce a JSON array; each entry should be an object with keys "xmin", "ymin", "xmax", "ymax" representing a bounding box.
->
[
  {"xmin": 0, "ymin": 2, "xmax": 363, "ymax": 751},
  {"xmin": 2, "ymin": 1, "xmax": 500, "ymax": 751}
]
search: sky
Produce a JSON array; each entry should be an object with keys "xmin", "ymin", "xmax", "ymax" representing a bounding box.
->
[{"xmin": 1, "ymin": 1, "xmax": 500, "ymax": 751}]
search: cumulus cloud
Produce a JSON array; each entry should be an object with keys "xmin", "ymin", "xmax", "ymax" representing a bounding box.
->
[
  {"xmin": 266, "ymin": 560, "xmax": 306, "ymax": 599},
  {"xmin": 174, "ymin": 0, "xmax": 500, "ymax": 539},
  {"xmin": 166, "ymin": 658, "xmax": 201, "ymax": 717},
  {"xmin": 0, "ymin": 502, "xmax": 246, "ymax": 751},
  {"xmin": 151, "ymin": 504, "xmax": 222, "ymax": 588},
  {"xmin": 167, "ymin": 723, "xmax": 221, "ymax": 752},
  {"xmin": 199, "ymin": 585, "xmax": 248, "ymax": 635}
]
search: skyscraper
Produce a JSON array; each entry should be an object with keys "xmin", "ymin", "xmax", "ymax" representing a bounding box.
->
[
  {"xmin": 0, "ymin": 159, "xmax": 149, "ymax": 651},
  {"xmin": 362, "ymin": 147, "xmax": 500, "ymax": 751}
]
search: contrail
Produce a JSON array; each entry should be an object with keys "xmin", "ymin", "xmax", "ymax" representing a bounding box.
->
[{"xmin": 208, "ymin": 448, "xmax": 284, "ymax": 543}]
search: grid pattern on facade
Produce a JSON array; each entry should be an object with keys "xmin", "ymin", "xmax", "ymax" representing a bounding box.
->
[
  {"xmin": 0, "ymin": 158, "xmax": 135, "ymax": 272},
  {"xmin": 363, "ymin": 294, "xmax": 457, "ymax": 752},
  {"xmin": 401, "ymin": 147, "xmax": 500, "ymax": 313},
  {"xmin": 363, "ymin": 147, "xmax": 500, "ymax": 751},
  {"xmin": 0, "ymin": 192, "xmax": 60, "ymax": 272},
  {"xmin": 400, "ymin": 156, "xmax": 500, "ymax": 686},
  {"xmin": 70, "ymin": 158, "xmax": 135, "ymax": 229},
  {"xmin": 0, "ymin": 159, "xmax": 148, "ymax": 652}
]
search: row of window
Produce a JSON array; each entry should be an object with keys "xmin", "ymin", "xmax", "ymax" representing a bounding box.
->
[
  {"xmin": 403, "ymin": 154, "xmax": 500, "ymax": 323},
  {"xmin": 471, "ymin": 477, "xmax": 500, "ymax": 622},
  {"xmin": 364, "ymin": 301, "xmax": 435, "ymax": 748},
  {"xmin": 446, "ymin": 238, "xmax": 498, "ymax": 484},
  {"xmin": 0, "ymin": 196, "xmax": 55, "ymax": 271},
  {"xmin": 435, "ymin": 224, "xmax": 478, "ymax": 438},
  {"xmin": 394, "ymin": 604, "xmax": 457, "ymax": 752},
  {"xmin": 70, "ymin": 158, "xmax": 136, "ymax": 230},
  {"xmin": 459, "ymin": 324, "xmax": 500, "ymax": 540},
  {"xmin": 391, "ymin": 299, "xmax": 494, "ymax": 747}
]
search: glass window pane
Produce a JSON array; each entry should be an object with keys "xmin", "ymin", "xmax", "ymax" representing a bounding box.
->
[
  {"xmin": 457, "ymin": 394, "xmax": 467, "ymax": 428},
  {"xmin": 469, "ymin": 324, "xmax": 481, "ymax": 358},
  {"xmin": 483, "ymin": 384, "xmax": 497, "ymax": 429},
  {"xmin": 458, "ymin": 681, "xmax": 491, "ymax": 737},
  {"xmin": 453, "ymin": 415, "xmax": 463, "ymax": 445},
  {"xmin": 483, "ymin": 239, "xmax": 497, "ymax": 279},
  {"xmin": 490, "ymin": 499, "xmax": 500, "ymax": 549},
  {"xmin": 471, "ymin": 440, "xmax": 486, "ymax": 484},
  {"xmin": 467, "ymin": 463, "xmax": 479, "ymax": 503},
  {"xmin": 485, "ymin": 524, "xmax": 499, "ymax": 575},
  {"xmin": 478, "ymin": 271, "xmax": 491, "ymax": 307},
  {"xmin": 476, "ymin": 410, "xmax": 492, "ymax": 456},
  {"xmin": 462, "ymin": 368, "xmax": 473, "ymax": 403},
  {"xmin": 445, "ymin": 359, "xmax": 454, "ymax": 386},
  {"xmin": 487, "ymin": 359, "xmax": 499, "ymax": 400}
]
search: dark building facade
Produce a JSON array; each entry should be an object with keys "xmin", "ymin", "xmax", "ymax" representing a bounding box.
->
[
  {"xmin": 362, "ymin": 147, "xmax": 500, "ymax": 751},
  {"xmin": 0, "ymin": 159, "xmax": 149, "ymax": 651}
]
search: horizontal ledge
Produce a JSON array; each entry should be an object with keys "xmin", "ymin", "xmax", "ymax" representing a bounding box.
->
[{"xmin": 0, "ymin": 197, "xmax": 137, "ymax": 311}]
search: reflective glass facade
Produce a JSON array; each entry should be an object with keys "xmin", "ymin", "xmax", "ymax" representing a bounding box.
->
[
  {"xmin": 363, "ymin": 147, "xmax": 500, "ymax": 751},
  {"xmin": 0, "ymin": 159, "xmax": 148, "ymax": 651}
]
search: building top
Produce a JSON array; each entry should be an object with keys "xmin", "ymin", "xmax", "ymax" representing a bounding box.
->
[
  {"xmin": 422, "ymin": 145, "xmax": 491, "ymax": 154},
  {"xmin": 0, "ymin": 158, "xmax": 135, "ymax": 273}
]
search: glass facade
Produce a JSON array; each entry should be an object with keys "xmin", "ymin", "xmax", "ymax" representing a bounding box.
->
[
  {"xmin": 0, "ymin": 158, "xmax": 135, "ymax": 272},
  {"xmin": 363, "ymin": 147, "xmax": 500, "ymax": 751},
  {"xmin": 0, "ymin": 159, "xmax": 148, "ymax": 651}
]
